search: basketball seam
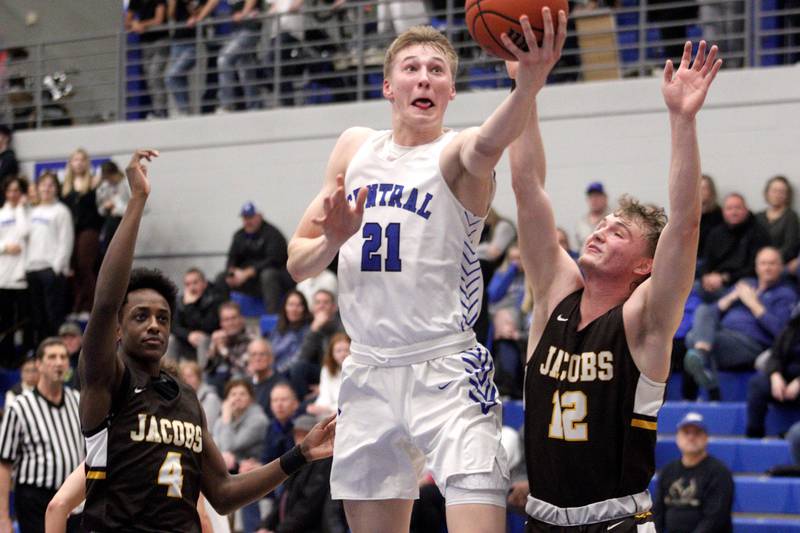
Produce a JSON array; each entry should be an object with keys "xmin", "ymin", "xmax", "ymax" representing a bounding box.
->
[{"xmin": 475, "ymin": 0, "xmax": 513, "ymax": 59}]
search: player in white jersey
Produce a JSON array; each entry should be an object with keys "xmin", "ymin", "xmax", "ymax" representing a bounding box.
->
[{"xmin": 288, "ymin": 11, "xmax": 566, "ymax": 533}]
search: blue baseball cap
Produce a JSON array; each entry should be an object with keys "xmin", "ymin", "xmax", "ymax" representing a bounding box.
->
[
  {"xmin": 240, "ymin": 201, "xmax": 258, "ymax": 217},
  {"xmin": 677, "ymin": 412, "xmax": 707, "ymax": 433},
  {"xmin": 586, "ymin": 181, "xmax": 605, "ymax": 195}
]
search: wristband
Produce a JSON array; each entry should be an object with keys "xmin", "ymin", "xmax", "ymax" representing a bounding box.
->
[{"xmin": 279, "ymin": 445, "xmax": 307, "ymax": 476}]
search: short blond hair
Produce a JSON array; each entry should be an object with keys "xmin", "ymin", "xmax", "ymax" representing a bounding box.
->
[
  {"xmin": 614, "ymin": 195, "xmax": 667, "ymax": 257},
  {"xmin": 383, "ymin": 26, "xmax": 458, "ymax": 80}
]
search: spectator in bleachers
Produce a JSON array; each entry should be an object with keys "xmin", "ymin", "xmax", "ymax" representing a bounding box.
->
[
  {"xmin": 3, "ymin": 356, "xmax": 37, "ymax": 407},
  {"xmin": 295, "ymin": 267, "xmax": 338, "ymax": 307},
  {"xmin": 223, "ymin": 201, "xmax": 292, "ymax": 314},
  {"xmin": 685, "ymin": 246, "xmax": 797, "ymax": 400},
  {"xmin": 0, "ymin": 176, "xmax": 30, "ymax": 366},
  {"xmin": 757, "ymin": 175, "xmax": 800, "ymax": 265},
  {"xmin": 574, "ymin": 181, "xmax": 610, "ymax": 249},
  {"xmin": 376, "ymin": 0, "xmax": 428, "ymax": 37},
  {"xmin": 476, "ymin": 207, "xmax": 516, "ymax": 345},
  {"xmin": 166, "ymin": 0, "xmax": 219, "ymax": 116},
  {"xmin": 95, "ymin": 161, "xmax": 130, "ymax": 259},
  {"xmin": 125, "ymin": 0, "xmax": 170, "ymax": 118},
  {"xmin": 270, "ymin": 289, "xmax": 312, "ymax": 373},
  {"xmin": 259, "ymin": 414, "xmax": 342, "ymax": 533},
  {"xmin": 556, "ymin": 227, "xmax": 579, "ymax": 260},
  {"xmin": 307, "ymin": 332, "xmax": 349, "ymax": 417},
  {"xmin": 247, "ymin": 337, "xmax": 284, "ymax": 418},
  {"xmin": 170, "ymin": 267, "xmax": 223, "ymax": 362},
  {"xmin": 180, "ymin": 359, "xmax": 222, "ymax": 431},
  {"xmin": 266, "ymin": 0, "xmax": 306, "ymax": 107},
  {"xmin": 62, "ymin": 148, "xmax": 103, "ymax": 321},
  {"xmin": 261, "ymin": 381, "xmax": 300, "ymax": 464},
  {"xmin": 214, "ymin": 378, "xmax": 269, "ymax": 533},
  {"xmin": 487, "ymin": 243, "xmax": 526, "ymax": 319},
  {"xmin": 699, "ymin": 0, "xmax": 745, "ymax": 68},
  {"xmin": 26, "ymin": 172, "xmax": 73, "ymax": 346},
  {"xmin": 58, "ymin": 321, "xmax": 83, "ymax": 389},
  {"xmin": 698, "ymin": 193, "xmax": 771, "ymax": 301},
  {"xmin": 0, "ymin": 125, "xmax": 18, "ymax": 183},
  {"xmin": 205, "ymin": 301, "xmax": 254, "ymax": 394},
  {"xmin": 746, "ymin": 302, "xmax": 800, "ymax": 437},
  {"xmin": 296, "ymin": 289, "xmax": 344, "ymax": 371},
  {"xmin": 646, "ymin": 0, "xmax": 699, "ymax": 62},
  {"xmin": 698, "ymin": 174, "xmax": 723, "ymax": 257},
  {"xmin": 653, "ymin": 412, "xmax": 734, "ymax": 533},
  {"xmin": 217, "ymin": 0, "xmax": 264, "ymax": 112}
]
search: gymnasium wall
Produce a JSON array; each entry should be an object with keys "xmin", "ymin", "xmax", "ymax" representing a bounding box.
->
[{"xmin": 13, "ymin": 65, "xmax": 800, "ymax": 282}]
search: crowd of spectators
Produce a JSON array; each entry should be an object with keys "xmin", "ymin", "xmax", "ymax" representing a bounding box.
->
[
  {"xmin": 2, "ymin": 120, "xmax": 800, "ymax": 528},
  {"xmin": 119, "ymin": 0, "xmax": 800, "ymax": 117}
]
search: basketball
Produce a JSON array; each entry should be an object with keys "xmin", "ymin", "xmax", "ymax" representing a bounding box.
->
[{"xmin": 465, "ymin": 0, "xmax": 569, "ymax": 61}]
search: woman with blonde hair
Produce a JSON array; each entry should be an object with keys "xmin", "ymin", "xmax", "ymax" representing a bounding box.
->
[
  {"xmin": 62, "ymin": 148, "xmax": 103, "ymax": 319},
  {"xmin": 307, "ymin": 332, "xmax": 350, "ymax": 417}
]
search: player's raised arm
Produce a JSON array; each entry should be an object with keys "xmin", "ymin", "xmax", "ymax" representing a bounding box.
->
[
  {"xmin": 287, "ymin": 127, "xmax": 370, "ymax": 282},
  {"xmin": 444, "ymin": 8, "xmax": 566, "ymax": 189},
  {"xmin": 627, "ymin": 41, "xmax": 722, "ymax": 381},
  {"xmin": 508, "ymin": 73, "xmax": 582, "ymax": 340},
  {"xmin": 78, "ymin": 149, "xmax": 159, "ymax": 429},
  {"xmin": 201, "ymin": 414, "xmax": 335, "ymax": 513}
]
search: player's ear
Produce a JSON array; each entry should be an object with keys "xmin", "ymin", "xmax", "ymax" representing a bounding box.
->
[
  {"xmin": 383, "ymin": 78, "xmax": 394, "ymax": 101},
  {"xmin": 633, "ymin": 257, "xmax": 653, "ymax": 277},
  {"xmin": 449, "ymin": 81, "xmax": 456, "ymax": 101}
]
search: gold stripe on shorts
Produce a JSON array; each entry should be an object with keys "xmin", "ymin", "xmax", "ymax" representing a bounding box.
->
[
  {"xmin": 631, "ymin": 418, "xmax": 658, "ymax": 431},
  {"xmin": 87, "ymin": 470, "xmax": 106, "ymax": 480}
]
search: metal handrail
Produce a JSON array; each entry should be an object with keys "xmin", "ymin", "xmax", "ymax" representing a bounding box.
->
[{"xmin": 1, "ymin": 0, "xmax": 798, "ymax": 129}]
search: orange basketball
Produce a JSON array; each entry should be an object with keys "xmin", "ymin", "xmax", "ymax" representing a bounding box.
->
[{"xmin": 465, "ymin": 0, "xmax": 569, "ymax": 61}]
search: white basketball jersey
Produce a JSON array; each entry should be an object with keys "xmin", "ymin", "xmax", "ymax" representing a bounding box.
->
[{"xmin": 338, "ymin": 129, "xmax": 488, "ymax": 363}]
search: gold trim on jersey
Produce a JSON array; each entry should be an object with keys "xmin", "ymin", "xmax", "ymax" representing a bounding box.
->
[
  {"xmin": 87, "ymin": 470, "xmax": 107, "ymax": 480},
  {"xmin": 630, "ymin": 418, "xmax": 658, "ymax": 431}
]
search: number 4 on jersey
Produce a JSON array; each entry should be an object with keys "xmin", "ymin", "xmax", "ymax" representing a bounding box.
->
[
  {"xmin": 361, "ymin": 222, "xmax": 402, "ymax": 272},
  {"xmin": 158, "ymin": 451, "xmax": 184, "ymax": 497}
]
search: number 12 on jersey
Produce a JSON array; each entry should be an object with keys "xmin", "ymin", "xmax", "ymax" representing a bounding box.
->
[
  {"xmin": 548, "ymin": 391, "xmax": 588, "ymax": 441},
  {"xmin": 361, "ymin": 222, "xmax": 402, "ymax": 272}
]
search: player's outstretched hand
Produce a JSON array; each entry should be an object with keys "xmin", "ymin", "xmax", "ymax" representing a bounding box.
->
[
  {"xmin": 312, "ymin": 173, "xmax": 367, "ymax": 247},
  {"xmin": 662, "ymin": 41, "xmax": 722, "ymax": 119},
  {"xmin": 126, "ymin": 149, "xmax": 159, "ymax": 198},
  {"xmin": 299, "ymin": 413, "xmax": 336, "ymax": 461},
  {"xmin": 501, "ymin": 8, "xmax": 567, "ymax": 95}
]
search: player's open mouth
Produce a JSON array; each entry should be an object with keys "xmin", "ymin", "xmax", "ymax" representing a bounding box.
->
[
  {"xmin": 586, "ymin": 244, "xmax": 601, "ymax": 254},
  {"xmin": 412, "ymin": 98, "xmax": 434, "ymax": 109}
]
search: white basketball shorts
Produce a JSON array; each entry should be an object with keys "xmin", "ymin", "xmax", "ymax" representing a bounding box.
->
[{"xmin": 330, "ymin": 343, "xmax": 509, "ymax": 500}]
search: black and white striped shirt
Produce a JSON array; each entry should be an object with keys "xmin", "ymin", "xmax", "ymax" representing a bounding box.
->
[{"xmin": 0, "ymin": 387, "xmax": 84, "ymax": 490}]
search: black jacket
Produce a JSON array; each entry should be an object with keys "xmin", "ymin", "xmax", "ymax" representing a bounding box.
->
[
  {"xmin": 172, "ymin": 285, "xmax": 223, "ymax": 343},
  {"xmin": 264, "ymin": 458, "xmax": 341, "ymax": 533},
  {"xmin": 226, "ymin": 220, "xmax": 288, "ymax": 274},
  {"xmin": 700, "ymin": 212, "xmax": 771, "ymax": 282}
]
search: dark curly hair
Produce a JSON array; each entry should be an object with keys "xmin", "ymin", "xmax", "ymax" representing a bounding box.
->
[{"xmin": 121, "ymin": 267, "xmax": 178, "ymax": 318}]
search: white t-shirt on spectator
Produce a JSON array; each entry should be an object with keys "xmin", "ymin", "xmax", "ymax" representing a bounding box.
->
[
  {"xmin": 314, "ymin": 366, "xmax": 342, "ymax": 413},
  {"xmin": 26, "ymin": 202, "xmax": 74, "ymax": 275},
  {"xmin": 0, "ymin": 202, "xmax": 29, "ymax": 289}
]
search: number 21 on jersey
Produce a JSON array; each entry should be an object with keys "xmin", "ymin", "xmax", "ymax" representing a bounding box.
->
[
  {"xmin": 549, "ymin": 391, "xmax": 588, "ymax": 441},
  {"xmin": 361, "ymin": 222, "xmax": 402, "ymax": 272}
]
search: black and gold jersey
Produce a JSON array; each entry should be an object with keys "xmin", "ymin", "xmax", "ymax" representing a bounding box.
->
[
  {"xmin": 82, "ymin": 365, "xmax": 204, "ymax": 532},
  {"xmin": 525, "ymin": 290, "xmax": 665, "ymax": 512}
]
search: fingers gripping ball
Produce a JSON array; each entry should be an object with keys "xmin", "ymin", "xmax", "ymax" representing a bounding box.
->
[{"xmin": 466, "ymin": 0, "xmax": 569, "ymax": 60}]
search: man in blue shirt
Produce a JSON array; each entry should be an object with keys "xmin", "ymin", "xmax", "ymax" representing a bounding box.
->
[{"xmin": 685, "ymin": 246, "xmax": 797, "ymax": 399}]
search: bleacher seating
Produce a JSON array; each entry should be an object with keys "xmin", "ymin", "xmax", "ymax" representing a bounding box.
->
[{"xmin": 229, "ymin": 291, "xmax": 265, "ymax": 317}]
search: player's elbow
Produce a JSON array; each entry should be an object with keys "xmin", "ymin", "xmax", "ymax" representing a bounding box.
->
[
  {"xmin": 286, "ymin": 255, "xmax": 308, "ymax": 284},
  {"xmin": 45, "ymin": 495, "xmax": 72, "ymax": 523}
]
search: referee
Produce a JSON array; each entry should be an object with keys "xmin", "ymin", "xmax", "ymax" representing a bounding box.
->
[{"xmin": 0, "ymin": 337, "xmax": 84, "ymax": 533}]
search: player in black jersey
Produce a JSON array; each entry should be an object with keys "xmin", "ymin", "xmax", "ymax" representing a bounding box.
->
[
  {"xmin": 507, "ymin": 42, "xmax": 722, "ymax": 532},
  {"xmin": 78, "ymin": 150, "xmax": 335, "ymax": 532}
]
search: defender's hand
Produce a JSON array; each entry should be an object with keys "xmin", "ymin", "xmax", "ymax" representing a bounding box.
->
[{"xmin": 662, "ymin": 41, "xmax": 722, "ymax": 119}]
